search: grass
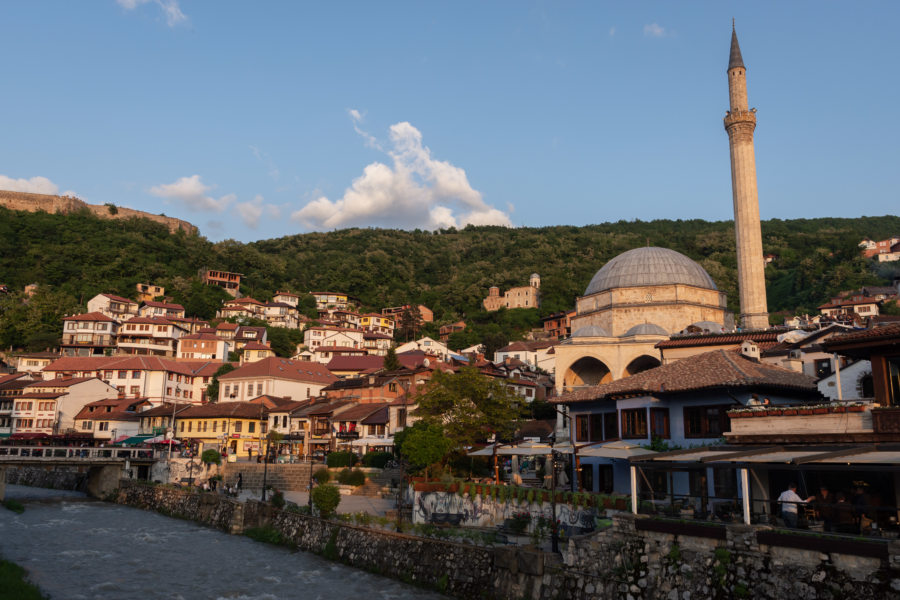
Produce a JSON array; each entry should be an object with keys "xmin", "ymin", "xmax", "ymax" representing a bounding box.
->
[
  {"xmin": 0, "ymin": 559, "xmax": 48, "ymax": 599},
  {"xmin": 2, "ymin": 499, "xmax": 25, "ymax": 514}
]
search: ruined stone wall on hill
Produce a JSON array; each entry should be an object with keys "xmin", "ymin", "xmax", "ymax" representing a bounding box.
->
[{"xmin": 0, "ymin": 190, "xmax": 196, "ymax": 235}]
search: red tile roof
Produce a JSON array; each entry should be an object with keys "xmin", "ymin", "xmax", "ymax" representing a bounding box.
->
[
  {"xmin": 180, "ymin": 401, "xmax": 266, "ymax": 419},
  {"xmin": 43, "ymin": 356, "xmax": 210, "ymax": 377},
  {"xmin": 180, "ymin": 333, "xmax": 224, "ymax": 341},
  {"xmin": 334, "ymin": 403, "xmax": 390, "ymax": 421},
  {"xmin": 27, "ymin": 377, "xmax": 100, "ymax": 388},
  {"xmin": 822, "ymin": 323, "xmax": 900, "ymax": 346},
  {"xmin": 655, "ymin": 331, "xmax": 781, "ymax": 349},
  {"xmin": 100, "ymin": 293, "xmax": 135, "ymax": 303},
  {"xmin": 242, "ymin": 342, "xmax": 272, "ymax": 351},
  {"xmin": 326, "ymin": 355, "xmax": 385, "ymax": 371},
  {"xmin": 142, "ymin": 301, "xmax": 184, "ymax": 310},
  {"xmin": 554, "ymin": 349, "xmax": 818, "ymax": 404},
  {"xmin": 217, "ymin": 357, "xmax": 337, "ymax": 385},
  {"xmin": 63, "ymin": 311, "xmax": 117, "ymax": 322}
]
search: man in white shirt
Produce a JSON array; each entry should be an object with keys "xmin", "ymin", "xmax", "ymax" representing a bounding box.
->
[{"xmin": 777, "ymin": 482, "xmax": 812, "ymax": 528}]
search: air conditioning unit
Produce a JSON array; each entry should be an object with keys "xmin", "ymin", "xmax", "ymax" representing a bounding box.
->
[{"xmin": 788, "ymin": 350, "xmax": 802, "ymax": 359}]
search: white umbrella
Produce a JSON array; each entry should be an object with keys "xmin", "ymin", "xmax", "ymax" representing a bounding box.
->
[{"xmin": 578, "ymin": 440, "xmax": 655, "ymax": 459}]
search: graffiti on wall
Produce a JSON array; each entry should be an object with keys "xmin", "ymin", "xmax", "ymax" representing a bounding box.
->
[{"xmin": 413, "ymin": 491, "xmax": 597, "ymax": 534}]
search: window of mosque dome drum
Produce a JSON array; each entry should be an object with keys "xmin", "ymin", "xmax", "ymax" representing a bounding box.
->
[
  {"xmin": 683, "ymin": 405, "xmax": 730, "ymax": 438},
  {"xmin": 621, "ymin": 409, "xmax": 648, "ymax": 439}
]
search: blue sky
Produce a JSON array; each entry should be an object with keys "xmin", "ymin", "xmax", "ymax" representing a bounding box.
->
[{"xmin": 1, "ymin": 2, "xmax": 897, "ymax": 242}]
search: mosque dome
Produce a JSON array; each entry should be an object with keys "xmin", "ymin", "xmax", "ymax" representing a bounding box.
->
[
  {"xmin": 623, "ymin": 323, "xmax": 669, "ymax": 337},
  {"xmin": 572, "ymin": 325, "xmax": 611, "ymax": 338},
  {"xmin": 584, "ymin": 247, "xmax": 718, "ymax": 296}
]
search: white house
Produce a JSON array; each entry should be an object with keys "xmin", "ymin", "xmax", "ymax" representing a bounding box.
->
[
  {"xmin": 216, "ymin": 357, "xmax": 338, "ymax": 403},
  {"xmin": 396, "ymin": 337, "xmax": 451, "ymax": 361}
]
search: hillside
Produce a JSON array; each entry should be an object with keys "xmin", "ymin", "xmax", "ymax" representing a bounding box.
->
[{"xmin": 1, "ymin": 205, "xmax": 898, "ymax": 350}]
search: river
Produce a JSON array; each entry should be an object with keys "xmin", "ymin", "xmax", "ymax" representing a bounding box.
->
[{"xmin": 0, "ymin": 485, "xmax": 443, "ymax": 600}]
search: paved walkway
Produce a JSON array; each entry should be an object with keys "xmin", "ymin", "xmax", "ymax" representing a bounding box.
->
[{"xmin": 235, "ymin": 489, "xmax": 397, "ymax": 516}]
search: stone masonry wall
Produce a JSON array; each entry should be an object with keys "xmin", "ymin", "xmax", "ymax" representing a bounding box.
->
[
  {"xmin": 0, "ymin": 190, "xmax": 196, "ymax": 234},
  {"xmin": 5, "ymin": 465, "xmax": 87, "ymax": 492},
  {"xmin": 114, "ymin": 481, "xmax": 900, "ymax": 600}
]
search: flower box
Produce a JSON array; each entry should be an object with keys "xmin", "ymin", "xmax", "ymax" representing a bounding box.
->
[
  {"xmin": 813, "ymin": 408, "xmax": 828, "ymax": 415},
  {"xmin": 847, "ymin": 405, "xmax": 865, "ymax": 413},
  {"xmin": 798, "ymin": 409, "xmax": 813, "ymax": 415},
  {"xmin": 766, "ymin": 409, "xmax": 783, "ymax": 416},
  {"xmin": 752, "ymin": 411, "xmax": 768, "ymax": 417},
  {"xmin": 729, "ymin": 411, "xmax": 750, "ymax": 418},
  {"xmin": 781, "ymin": 409, "xmax": 798, "ymax": 416},
  {"xmin": 831, "ymin": 406, "xmax": 846, "ymax": 413}
]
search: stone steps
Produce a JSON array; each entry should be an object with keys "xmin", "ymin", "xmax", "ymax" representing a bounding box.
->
[{"xmin": 223, "ymin": 463, "xmax": 318, "ymax": 491}]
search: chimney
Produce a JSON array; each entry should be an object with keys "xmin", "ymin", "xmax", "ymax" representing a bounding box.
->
[{"xmin": 740, "ymin": 340, "xmax": 760, "ymax": 361}]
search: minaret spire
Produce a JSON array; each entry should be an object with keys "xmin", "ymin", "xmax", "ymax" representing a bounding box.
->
[{"xmin": 724, "ymin": 25, "xmax": 769, "ymax": 330}]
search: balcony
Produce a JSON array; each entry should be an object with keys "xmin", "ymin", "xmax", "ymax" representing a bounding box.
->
[{"xmin": 335, "ymin": 431, "xmax": 360, "ymax": 440}]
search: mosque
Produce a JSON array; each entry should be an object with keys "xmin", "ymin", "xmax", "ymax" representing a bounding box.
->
[{"xmin": 554, "ymin": 25, "xmax": 768, "ymax": 393}]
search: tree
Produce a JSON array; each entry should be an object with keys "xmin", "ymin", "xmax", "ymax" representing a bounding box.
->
[
  {"xmin": 398, "ymin": 421, "xmax": 452, "ymax": 479},
  {"xmin": 397, "ymin": 305, "xmax": 422, "ymax": 342},
  {"xmin": 205, "ymin": 363, "xmax": 236, "ymax": 403},
  {"xmin": 201, "ymin": 449, "xmax": 221, "ymax": 467},
  {"xmin": 383, "ymin": 345, "xmax": 401, "ymax": 371},
  {"xmin": 882, "ymin": 300, "xmax": 900, "ymax": 316},
  {"xmin": 415, "ymin": 367, "xmax": 524, "ymax": 449},
  {"xmin": 311, "ymin": 484, "xmax": 341, "ymax": 518}
]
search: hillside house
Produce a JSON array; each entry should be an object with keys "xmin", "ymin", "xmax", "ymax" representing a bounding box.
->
[
  {"xmin": 86, "ymin": 293, "xmax": 139, "ymax": 321},
  {"xmin": 61, "ymin": 312, "xmax": 119, "ymax": 357},
  {"xmin": 216, "ymin": 357, "xmax": 337, "ymax": 403}
]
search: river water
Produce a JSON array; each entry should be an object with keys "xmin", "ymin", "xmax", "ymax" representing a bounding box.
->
[{"xmin": 0, "ymin": 485, "xmax": 443, "ymax": 600}]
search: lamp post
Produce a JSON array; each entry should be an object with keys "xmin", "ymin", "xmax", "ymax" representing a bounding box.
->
[
  {"xmin": 551, "ymin": 405, "xmax": 579, "ymax": 493},
  {"xmin": 166, "ymin": 392, "xmax": 179, "ymax": 484},
  {"xmin": 550, "ymin": 450, "xmax": 561, "ymax": 553}
]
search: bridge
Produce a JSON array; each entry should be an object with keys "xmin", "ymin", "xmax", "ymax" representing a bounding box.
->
[{"xmin": 0, "ymin": 445, "xmax": 163, "ymax": 500}]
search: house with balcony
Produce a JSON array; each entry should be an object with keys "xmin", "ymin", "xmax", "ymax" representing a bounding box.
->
[
  {"xmin": 396, "ymin": 336, "xmax": 451, "ymax": 362},
  {"xmin": 303, "ymin": 326, "xmax": 364, "ymax": 353},
  {"xmin": 176, "ymin": 401, "xmax": 268, "ymax": 456},
  {"xmin": 330, "ymin": 309, "xmax": 361, "ymax": 329},
  {"xmin": 0, "ymin": 373, "xmax": 36, "ymax": 438},
  {"xmin": 217, "ymin": 297, "xmax": 264, "ymax": 321},
  {"xmin": 382, "ymin": 304, "xmax": 434, "ymax": 323},
  {"xmin": 12, "ymin": 377, "xmax": 120, "ymax": 437},
  {"xmin": 74, "ymin": 396, "xmax": 147, "ymax": 441},
  {"xmin": 233, "ymin": 326, "xmax": 268, "ymax": 351},
  {"xmin": 240, "ymin": 341, "xmax": 275, "ymax": 364},
  {"xmin": 333, "ymin": 402, "xmax": 392, "ymax": 454},
  {"xmin": 13, "ymin": 352, "xmax": 59, "ymax": 373},
  {"xmin": 325, "ymin": 355, "xmax": 385, "ymax": 378},
  {"xmin": 438, "ymin": 320, "xmax": 467, "ymax": 342},
  {"xmin": 553, "ymin": 345, "xmax": 821, "ymax": 495},
  {"xmin": 273, "ymin": 291, "xmax": 299, "ymax": 307},
  {"xmin": 292, "ymin": 399, "xmax": 357, "ymax": 458},
  {"xmin": 135, "ymin": 283, "xmax": 165, "ymax": 303},
  {"xmin": 310, "ymin": 291, "xmax": 359, "ymax": 313},
  {"xmin": 262, "ymin": 301, "xmax": 300, "ymax": 329},
  {"xmin": 200, "ymin": 269, "xmax": 242, "ymax": 298},
  {"xmin": 360, "ymin": 313, "xmax": 395, "ymax": 336},
  {"xmin": 362, "ymin": 332, "xmax": 392, "ymax": 356},
  {"xmin": 87, "ymin": 293, "xmax": 140, "ymax": 322},
  {"xmin": 42, "ymin": 356, "xmax": 207, "ymax": 405},
  {"xmin": 61, "ymin": 312, "xmax": 119, "ymax": 357},
  {"xmin": 138, "ymin": 301, "xmax": 186, "ymax": 319},
  {"xmin": 116, "ymin": 317, "xmax": 187, "ymax": 357},
  {"xmin": 216, "ymin": 356, "xmax": 337, "ymax": 403},
  {"xmin": 494, "ymin": 340, "xmax": 558, "ymax": 374},
  {"xmin": 176, "ymin": 333, "xmax": 231, "ymax": 361},
  {"xmin": 136, "ymin": 402, "xmax": 192, "ymax": 436},
  {"xmin": 541, "ymin": 310, "xmax": 576, "ymax": 340}
]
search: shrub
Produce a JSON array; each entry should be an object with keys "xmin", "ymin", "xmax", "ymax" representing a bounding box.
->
[
  {"xmin": 336, "ymin": 468, "xmax": 366, "ymax": 487},
  {"xmin": 270, "ymin": 489, "xmax": 285, "ymax": 508},
  {"xmin": 2, "ymin": 499, "xmax": 24, "ymax": 514},
  {"xmin": 362, "ymin": 451, "xmax": 392, "ymax": 468},
  {"xmin": 312, "ymin": 484, "xmax": 341, "ymax": 518},
  {"xmin": 201, "ymin": 449, "xmax": 221, "ymax": 466},
  {"xmin": 313, "ymin": 467, "xmax": 331, "ymax": 484},
  {"xmin": 326, "ymin": 451, "xmax": 357, "ymax": 468}
]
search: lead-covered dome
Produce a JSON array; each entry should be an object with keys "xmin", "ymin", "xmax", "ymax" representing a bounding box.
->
[{"xmin": 584, "ymin": 247, "xmax": 717, "ymax": 296}]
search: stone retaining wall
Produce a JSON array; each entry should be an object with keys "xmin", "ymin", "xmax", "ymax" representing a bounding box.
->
[
  {"xmin": 115, "ymin": 481, "xmax": 900, "ymax": 600},
  {"xmin": 5, "ymin": 465, "xmax": 87, "ymax": 492}
]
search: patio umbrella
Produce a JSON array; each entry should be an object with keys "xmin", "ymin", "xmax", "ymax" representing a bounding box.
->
[{"xmin": 578, "ymin": 440, "xmax": 655, "ymax": 459}]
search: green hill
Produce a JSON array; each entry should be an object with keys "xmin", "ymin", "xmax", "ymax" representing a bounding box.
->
[{"xmin": 1, "ymin": 206, "xmax": 898, "ymax": 350}]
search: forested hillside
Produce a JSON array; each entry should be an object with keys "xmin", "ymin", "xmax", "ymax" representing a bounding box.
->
[{"xmin": 1, "ymin": 206, "xmax": 898, "ymax": 350}]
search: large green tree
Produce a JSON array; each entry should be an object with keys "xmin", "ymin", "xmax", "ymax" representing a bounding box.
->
[
  {"xmin": 414, "ymin": 367, "xmax": 524, "ymax": 449},
  {"xmin": 397, "ymin": 421, "xmax": 452, "ymax": 479}
]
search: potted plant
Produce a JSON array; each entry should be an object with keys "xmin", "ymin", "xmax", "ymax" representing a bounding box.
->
[
  {"xmin": 831, "ymin": 405, "xmax": 846, "ymax": 413},
  {"xmin": 798, "ymin": 407, "xmax": 813, "ymax": 415},
  {"xmin": 847, "ymin": 404, "xmax": 866, "ymax": 413},
  {"xmin": 813, "ymin": 406, "xmax": 828, "ymax": 415},
  {"xmin": 766, "ymin": 408, "xmax": 783, "ymax": 416},
  {"xmin": 781, "ymin": 408, "xmax": 798, "ymax": 416}
]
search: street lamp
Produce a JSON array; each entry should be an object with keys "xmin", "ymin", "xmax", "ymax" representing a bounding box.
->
[{"xmin": 550, "ymin": 450, "xmax": 563, "ymax": 553}]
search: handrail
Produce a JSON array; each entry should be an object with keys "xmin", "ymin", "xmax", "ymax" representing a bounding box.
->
[{"xmin": 0, "ymin": 445, "xmax": 161, "ymax": 460}]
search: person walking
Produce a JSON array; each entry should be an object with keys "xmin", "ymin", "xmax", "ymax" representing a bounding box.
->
[{"xmin": 237, "ymin": 473, "xmax": 243, "ymax": 492}]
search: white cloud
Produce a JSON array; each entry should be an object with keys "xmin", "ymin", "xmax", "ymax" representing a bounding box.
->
[
  {"xmin": 347, "ymin": 108, "xmax": 381, "ymax": 150},
  {"xmin": 0, "ymin": 174, "xmax": 70, "ymax": 196},
  {"xmin": 116, "ymin": 0, "xmax": 188, "ymax": 27},
  {"xmin": 609, "ymin": 27, "xmax": 616, "ymax": 37},
  {"xmin": 293, "ymin": 119, "xmax": 512, "ymax": 231},
  {"xmin": 236, "ymin": 194, "xmax": 281, "ymax": 229},
  {"xmin": 643, "ymin": 23, "xmax": 666, "ymax": 37},
  {"xmin": 149, "ymin": 175, "xmax": 234, "ymax": 212}
]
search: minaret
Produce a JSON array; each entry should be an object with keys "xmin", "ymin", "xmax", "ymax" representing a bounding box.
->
[{"xmin": 724, "ymin": 24, "xmax": 769, "ymax": 330}]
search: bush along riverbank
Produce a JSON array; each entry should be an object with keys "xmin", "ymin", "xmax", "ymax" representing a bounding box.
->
[{"xmin": 0, "ymin": 558, "xmax": 48, "ymax": 600}]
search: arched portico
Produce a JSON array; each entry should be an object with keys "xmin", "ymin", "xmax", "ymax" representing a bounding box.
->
[
  {"xmin": 563, "ymin": 357, "xmax": 612, "ymax": 391},
  {"xmin": 624, "ymin": 354, "xmax": 661, "ymax": 377}
]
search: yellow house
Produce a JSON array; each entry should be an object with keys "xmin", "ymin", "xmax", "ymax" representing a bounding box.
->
[
  {"xmin": 176, "ymin": 401, "xmax": 268, "ymax": 456},
  {"xmin": 241, "ymin": 341, "xmax": 275, "ymax": 365},
  {"xmin": 360, "ymin": 313, "xmax": 395, "ymax": 335}
]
